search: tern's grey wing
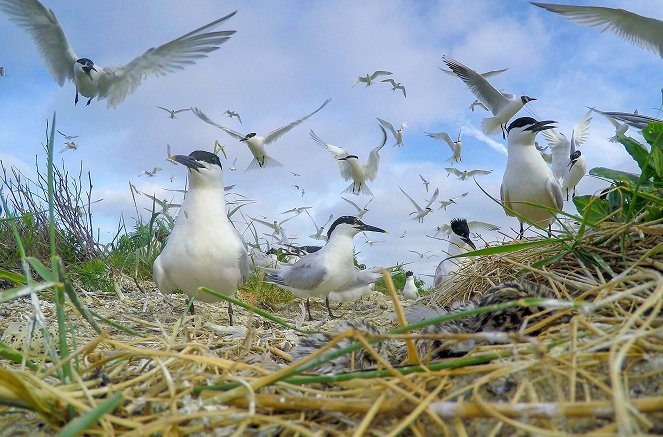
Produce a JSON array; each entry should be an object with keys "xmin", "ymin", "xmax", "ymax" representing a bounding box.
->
[
  {"xmin": 546, "ymin": 175, "xmax": 565, "ymax": 211},
  {"xmin": 365, "ymin": 125, "xmax": 387, "ymax": 180},
  {"xmin": 532, "ymin": 3, "xmax": 663, "ymax": 58},
  {"xmin": 445, "ymin": 167, "xmax": 462, "ymax": 177},
  {"xmin": 399, "ymin": 186, "xmax": 422, "ymax": 213},
  {"xmin": 264, "ymin": 98, "xmax": 331, "ymax": 144},
  {"xmin": 191, "ymin": 107, "xmax": 244, "ymax": 140},
  {"xmin": 377, "ymin": 118, "xmax": 397, "ymax": 138},
  {"xmin": 602, "ymin": 111, "xmax": 663, "ymax": 129},
  {"xmin": 426, "ymin": 131, "xmax": 455, "ymax": 150},
  {"xmin": 0, "ymin": 0, "xmax": 78, "ymax": 85},
  {"xmin": 282, "ymin": 253, "xmax": 329, "ymax": 290},
  {"xmin": 157, "ymin": 106, "xmax": 171, "ymax": 113},
  {"xmin": 249, "ymin": 217, "xmax": 277, "ymax": 231},
  {"xmin": 97, "ymin": 11, "xmax": 237, "ymax": 108},
  {"xmin": 571, "ymin": 110, "xmax": 592, "ymax": 152},
  {"xmin": 370, "ymin": 70, "xmax": 392, "ymax": 80},
  {"xmin": 468, "ymin": 221, "xmax": 500, "ymax": 232},
  {"xmin": 173, "ymin": 108, "xmax": 191, "ymax": 114},
  {"xmin": 380, "ymin": 78, "xmax": 397, "ymax": 87},
  {"xmin": 425, "ymin": 187, "xmax": 440, "ymax": 208},
  {"xmin": 342, "ymin": 197, "xmax": 362, "ymax": 213},
  {"xmin": 466, "ymin": 169, "xmax": 492, "ymax": 177},
  {"xmin": 545, "ymin": 128, "xmax": 571, "ymax": 180},
  {"xmin": 480, "ymin": 68, "xmax": 508, "ymax": 78},
  {"xmin": 443, "ymin": 56, "xmax": 508, "ymax": 115}
]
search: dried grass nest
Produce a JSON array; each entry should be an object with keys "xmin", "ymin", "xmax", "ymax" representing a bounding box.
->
[{"xmin": 1, "ymin": 219, "xmax": 662, "ymax": 436}]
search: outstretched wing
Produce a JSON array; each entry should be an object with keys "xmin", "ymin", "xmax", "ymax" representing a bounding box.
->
[
  {"xmin": 377, "ymin": 117, "xmax": 397, "ymax": 138},
  {"xmin": 191, "ymin": 107, "xmax": 244, "ymax": 140},
  {"xmin": 310, "ymin": 129, "xmax": 351, "ymax": 181},
  {"xmin": 445, "ymin": 167, "xmax": 462, "ymax": 177},
  {"xmin": 365, "ymin": 125, "xmax": 387, "ymax": 181},
  {"xmin": 264, "ymin": 98, "xmax": 331, "ymax": 144},
  {"xmin": 571, "ymin": 110, "xmax": 592, "ymax": 152},
  {"xmin": 543, "ymin": 127, "xmax": 571, "ymax": 180},
  {"xmin": 399, "ymin": 186, "xmax": 423, "ymax": 213},
  {"xmin": 341, "ymin": 197, "xmax": 362, "ymax": 213},
  {"xmin": 425, "ymin": 187, "xmax": 440, "ymax": 208},
  {"xmin": 468, "ymin": 221, "xmax": 500, "ymax": 232},
  {"xmin": 443, "ymin": 56, "xmax": 508, "ymax": 116},
  {"xmin": 426, "ymin": 131, "xmax": 455, "ymax": 151}
]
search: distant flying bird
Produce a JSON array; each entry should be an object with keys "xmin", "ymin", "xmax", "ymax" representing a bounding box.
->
[
  {"xmin": 229, "ymin": 157, "xmax": 237, "ymax": 171},
  {"xmin": 445, "ymin": 168, "xmax": 492, "ymax": 180},
  {"xmin": 426, "ymin": 130, "xmax": 462, "ymax": 163},
  {"xmin": 443, "ymin": 56, "xmax": 535, "ymax": 136},
  {"xmin": 419, "ymin": 174, "xmax": 430, "ymax": 192},
  {"xmin": 192, "ymin": 99, "xmax": 330, "ymax": 170},
  {"xmin": 213, "ymin": 140, "xmax": 228, "ymax": 159},
  {"xmin": 59, "ymin": 141, "xmax": 77, "ymax": 153},
  {"xmin": 354, "ymin": 70, "xmax": 392, "ymax": 87},
  {"xmin": 532, "ymin": 3, "xmax": 663, "ymax": 59},
  {"xmin": 224, "ymin": 110, "xmax": 242, "ymax": 124},
  {"xmin": 0, "ymin": 0, "xmax": 237, "ymax": 108},
  {"xmin": 250, "ymin": 215, "xmax": 295, "ymax": 237},
  {"xmin": 291, "ymin": 172, "xmax": 302, "ymax": 177},
  {"xmin": 437, "ymin": 192, "xmax": 469, "ymax": 210},
  {"xmin": 501, "ymin": 117, "xmax": 562, "ymax": 238},
  {"xmin": 535, "ymin": 142, "xmax": 553, "ymax": 164},
  {"xmin": 292, "ymin": 184, "xmax": 305, "ymax": 197},
  {"xmin": 139, "ymin": 167, "xmax": 162, "ymax": 177},
  {"xmin": 307, "ymin": 211, "xmax": 334, "ymax": 241},
  {"xmin": 0, "ymin": 66, "xmax": 4, "ymax": 76},
  {"xmin": 380, "ymin": 78, "xmax": 406, "ymax": 97},
  {"xmin": 399, "ymin": 186, "xmax": 439, "ymax": 223},
  {"xmin": 311, "ymin": 125, "xmax": 387, "ymax": 196},
  {"xmin": 342, "ymin": 197, "xmax": 373, "ymax": 219},
  {"xmin": 469, "ymin": 99, "xmax": 489, "ymax": 112},
  {"xmin": 409, "ymin": 250, "xmax": 437, "ymax": 259},
  {"xmin": 363, "ymin": 234, "xmax": 386, "ymax": 246},
  {"xmin": 281, "ymin": 206, "xmax": 312, "ymax": 216},
  {"xmin": 143, "ymin": 193, "xmax": 181, "ymax": 215},
  {"xmin": 157, "ymin": 106, "xmax": 190, "ymax": 119},
  {"xmin": 377, "ymin": 118, "xmax": 408, "ymax": 147},
  {"xmin": 57, "ymin": 130, "xmax": 77, "ymax": 140}
]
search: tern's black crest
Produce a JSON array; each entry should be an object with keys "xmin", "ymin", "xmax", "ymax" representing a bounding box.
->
[
  {"xmin": 76, "ymin": 58, "xmax": 94, "ymax": 67},
  {"xmin": 570, "ymin": 150, "xmax": 582, "ymax": 162},
  {"xmin": 245, "ymin": 133, "xmax": 257, "ymax": 139},
  {"xmin": 189, "ymin": 150, "xmax": 222, "ymax": 168},
  {"xmin": 507, "ymin": 117, "xmax": 537, "ymax": 133},
  {"xmin": 450, "ymin": 218, "xmax": 470, "ymax": 238},
  {"xmin": 405, "ymin": 271, "xmax": 413, "ymax": 277},
  {"xmin": 327, "ymin": 216, "xmax": 357, "ymax": 238}
]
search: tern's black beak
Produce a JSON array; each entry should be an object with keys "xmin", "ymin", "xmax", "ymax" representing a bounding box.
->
[
  {"xmin": 525, "ymin": 120, "xmax": 557, "ymax": 133},
  {"xmin": 170, "ymin": 154, "xmax": 205, "ymax": 171},
  {"xmin": 359, "ymin": 223, "xmax": 386, "ymax": 233},
  {"xmin": 462, "ymin": 236, "xmax": 476, "ymax": 250}
]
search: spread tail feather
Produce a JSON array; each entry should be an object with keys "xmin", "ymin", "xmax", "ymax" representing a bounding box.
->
[
  {"xmin": 245, "ymin": 155, "xmax": 284, "ymax": 172},
  {"xmin": 481, "ymin": 116, "xmax": 502, "ymax": 135},
  {"xmin": 342, "ymin": 181, "xmax": 373, "ymax": 196}
]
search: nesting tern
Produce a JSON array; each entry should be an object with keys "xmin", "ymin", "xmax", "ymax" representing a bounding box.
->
[
  {"xmin": 443, "ymin": 56, "xmax": 536, "ymax": 136},
  {"xmin": 377, "ymin": 118, "xmax": 408, "ymax": 147},
  {"xmin": 157, "ymin": 106, "xmax": 190, "ymax": 119},
  {"xmin": 224, "ymin": 110, "xmax": 242, "ymax": 124},
  {"xmin": 541, "ymin": 110, "xmax": 591, "ymax": 200},
  {"xmin": 402, "ymin": 271, "xmax": 418, "ymax": 300},
  {"xmin": 445, "ymin": 168, "xmax": 492, "ymax": 180},
  {"xmin": 399, "ymin": 186, "xmax": 439, "ymax": 223},
  {"xmin": 532, "ymin": 3, "xmax": 663, "ymax": 59},
  {"xmin": 501, "ymin": 117, "xmax": 563, "ymax": 238},
  {"xmin": 306, "ymin": 211, "xmax": 334, "ymax": 241},
  {"xmin": 153, "ymin": 150, "xmax": 250, "ymax": 324},
  {"xmin": 380, "ymin": 78, "xmax": 406, "ymax": 97},
  {"xmin": 264, "ymin": 216, "xmax": 386, "ymax": 320},
  {"xmin": 419, "ymin": 174, "xmax": 430, "ymax": 193},
  {"xmin": 427, "ymin": 130, "xmax": 463, "ymax": 163},
  {"xmin": 311, "ymin": 125, "xmax": 387, "ymax": 196},
  {"xmin": 341, "ymin": 197, "xmax": 372, "ymax": 219},
  {"xmin": 0, "ymin": 0, "xmax": 237, "ymax": 108},
  {"xmin": 433, "ymin": 218, "xmax": 478, "ymax": 287},
  {"xmin": 193, "ymin": 99, "xmax": 330, "ymax": 170},
  {"xmin": 354, "ymin": 70, "xmax": 392, "ymax": 87}
]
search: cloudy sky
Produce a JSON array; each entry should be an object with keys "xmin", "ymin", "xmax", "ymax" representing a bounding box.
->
[{"xmin": 1, "ymin": 0, "xmax": 662, "ymax": 284}]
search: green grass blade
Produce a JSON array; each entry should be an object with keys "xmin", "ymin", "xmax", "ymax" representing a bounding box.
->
[
  {"xmin": 26, "ymin": 256, "xmax": 55, "ymax": 281},
  {"xmin": 89, "ymin": 309, "xmax": 146, "ymax": 338},
  {"xmin": 56, "ymin": 260, "xmax": 102, "ymax": 334},
  {"xmin": 0, "ymin": 268, "xmax": 26, "ymax": 285},
  {"xmin": 55, "ymin": 392, "xmax": 123, "ymax": 437},
  {"xmin": 452, "ymin": 238, "xmax": 565, "ymax": 258},
  {"xmin": 0, "ymin": 281, "xmax": 58, "ymax": 303},
  {"xmin": 0, "ymin": 340, "xmax": 39, "ymax": 371}
]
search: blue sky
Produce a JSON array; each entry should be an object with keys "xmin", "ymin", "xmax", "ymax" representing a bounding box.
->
[{"xmin": 1, "ymin": 0, "xmax": 662, "ymax": 283}]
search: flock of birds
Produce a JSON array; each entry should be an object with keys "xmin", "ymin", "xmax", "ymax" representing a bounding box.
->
[{"xmin": 2, "ymin": 0, "xmax": 663, "ymax": 330}]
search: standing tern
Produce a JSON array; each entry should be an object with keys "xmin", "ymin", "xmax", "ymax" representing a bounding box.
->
[
  {"xmin": 426, "ymin": 130, "xmax": 462, "ymax": 163},
  {"xmin": 443, "ymin": 56, "xmax": 536, "ymax": 136},
  {"xmin": 264, "ymin": 216, "xmax": 386, "ymax": 320},
  {"xmin": 501, "ymin": 117, "xmax": 563, "ymax": 238},
  {"xmin": 157, "ymin": 106, "xmax": 191, "ymax": 119},
  {"xmin": 433, "ymin": 218, "xmax": 478, "ymax": 288},
  {"xmin": 445, "ymin": 168, "xmax": 492, "ymax": 180},
  {"xmin": 311, "ymin": 125, "xmax": 387, "ymax": 196},
  {"xmin": 341, "ymin": 197, "xmax": 372, "ymax": 219},
  {"xmin": 402, "ymin": 271, "xmax": 418, "ymax": 300},
  {"xmin": 380, "ymin": 78, "xmax": 406, "ymax": 97},
  {"xmin": 153, "ymin": 151, "xmax": 250, "ymax": 324},
  {"xmin": 541, "ymin": 110, "xmax": 591, "ymax": 200},
  {"xmin": 193, "ymin": 99, "xmax": 330, "ymax": 170},
  {"xmin": 354, "ymin": 70, "xmax": 392, "ymax": 87},
  {"xmin": 532, "ymin": 3, "xmax": 663, "ymax": 59},
  {"xmin": 306, "ymin": 211, "xmax": 334, "ymax": 241},
  {"xmin": 399, "ymin": 186, "xmax": 439, "ymax": 223},
  {"xmin": 0, "ymin": 0, "xmax": 237, "ymax": 108},
  {"xmin": 224, "ymin": 110, "xmax": 242, "ymax": 124},
  {"xmin": 377, "ymin": 118, "xmax": 408, "ymax": 147}
]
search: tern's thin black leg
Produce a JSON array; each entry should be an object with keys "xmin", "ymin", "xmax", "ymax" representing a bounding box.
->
[
  {"xmin": 188, "ymin": 299, "xmax": 195, "ymax": 315},
  {"xmin": 86, "ymin": 97, "xmax": 92, "ymax": 106},
  {"xmin": 306, "ymin": 298, "xmax": 314, "ymax": 321},
  {"xmin": 548, "ymin": 224, "xmax": 552, "ymax": 238},
  {"xmin": 75, "ymin": 90, "xmax": 79, "ymax": 105},
  {"xmin": 228, "ymin": 302, "xmax": 234, "ymax": 326},
  {"xmin": 519, "ymin": 222, "xmax": 524, "ymax": 240},
  {"xmin": 325, "ymin": 296, "xmax": 338, "ymax": 319}
]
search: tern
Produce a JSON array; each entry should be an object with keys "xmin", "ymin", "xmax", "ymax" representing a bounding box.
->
[
  {"xmin": 354, "ymin": 70, "xmax": 392, "ymax": 87},
  {"xmin": 440, "ymin": 67, "xmax": 508, "ymax": 79},
  {"xmin": 157, "ymin": 106, "xmax": 190, "ymax": 119},
  {"xmin": 143, "ymin": 193, "xmax": 181, "ymax": 216},
  {"xmin": 264, "ymin": 216, "xmax": 386, "ymax": 320},
  {"xmin": 153, "ymin": 150, "xmax": 250, "ymax": 324},
  {"xmin": 229, "ymin": 157, "xmax": 238, "ymax": 171},
  {"xmin": 535, "ymin": 142, "xmax": 553, "ymax": 164},
  {"xmin": 363, "ymin": 234, "xmax": 386, "ymax": 246},
  {"xmin": 469, "ymin": 99, "xmax": 489, "ymax": 112},
  {"xmin": 437, "ymin": 192, "xmax": 468, "ymax": 210},
  {"xmin": 57, "ymin": 130, "xmax": 77, "ymax": 140},
  {"xmin": 380, "ymin": 78, "xmax": 406, "ymax": 97},
  {"xmin": 409, "ymin": 250, "xmax": 436, "ymax": 259},
  {"xmin": 377, "ymin": 118, "xmax": 408, "ymax": 147},
  {"xmin": 249, "ymin": 216, "xmax": 295, "ymax": 238},
  {"xmin": 443, "ymin": 56, "xmax": 535, "ymax": 136},
  {"xmin": 0, "ymin": 0, "xmax": 237, "ymax": 108},
  {"xmin": 445, "ymin": 168, "xmax": 492, "ymax": 180},
  {"xmin": 341, "ymin": 197, "xmax": 372, "ymax": 219},
  {"xmin": 311, "ymin": 125, "xmax": 387, "ymax": 196},
  {"xmin": 59, "ymin": 141, "xmax": 77, "ymax": 153},
  {"xmin": 426, "ymin": 130, "xmax": 462, "ymax": 163},
  {"xmin": 501, "ymin": 117, "xmax": 563, "ymax": 238},
  {"xmin": 281, "ymin": 206, "xmax": 312, "ymax": 216},
  {"xmin": 434, "ymin": 219, "xmax": 499, "ymax": 238},
  {"xmin": 419, "ymin": 174, "xmax": 430, "ymax": 193},
  {"xmin": 402, "ymin": 271, "xmax": 418, "ymax": 300},
  {"xmin": 590, "ymin": 108, "xmax": 660, "ymax": 131},
  {"xmin": 193, "ymin": 99, "xmax": 330, "ymax": 170},
  {"xmin": 433, "ymin": 218, "xmax": 478, "ymax": 288},
  {"xmin": 139, "ymin": 167, "xmax": 162, "ymax": 178},
  {"xmin": 532, "ymin": 3, "xmax": 663, "ymax": 59},
  {"xmin": 224, "ymin": 110, "xmax": 242, "ymax": 124},
  {"xmin": 306, "ymin": 211, "xmax": 334, "ymax": 241},
  {"xmin": 399, "ymin": 186, "xmax": 439, "ymax": 223},
  {"xmin": 541, "ymin": 110, "xmax": 591, "ymax": 200}
]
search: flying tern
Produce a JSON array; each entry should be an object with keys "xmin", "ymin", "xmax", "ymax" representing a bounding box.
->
[
  {"xmin": 402, "ymin": 271, "xmax": 418, "ymax": 300},
  {"xmin": 535, "ymin": 142, "xmax": 553, "ymax": 164},
  {"xmin": 249, "ymin": 215, "xmax": 295, "ymax": 237},
  {"xmin": 409, "ymin": 250, "xmax": 437, "ymax": 259},
  {"xmin": 399, "ymin": 186, "xmax": 439, "ymax": 223},
  {"xmin": 501, "ymin": 117, "xmax": 563, "ymax": 238},
  {"xmin": 193, "ymin": 99, "xmax": 330, "ymax": 170},
  {"xmin": 341, "ymin": 197, "xmax": 372, "ymax": 219},
  {"xmin": 157, "ymin": 106, "xmax": 190, "ymax": 119},
  {"xmin": 0, "ymin": 0, "xmax": 237, "ymax": 108},
  {"xmin": 281, "ymin": 206, "xmax": 312, "ymax": 216},
  {"xmin": 590, "ymin": 109, "xmax": 661, "ymax": 130},
  {"xmin": 377, "ymin": 118, "xmax": 407, "ymax": 147},
  {"xmin": 427, "ymin": 130, "xmax": 463, "ymax": 163},
  {"xmin": 440, "ymin": 67, "xmax": 508, "ymax": 79},
  {"xmin": 354, "ymin": 70, "xmax": 392, "ymax": 87},
  {"xmin": 59, "ymin": 141, "xmax": 77, "ymax": 153},
  {"xmin": 57, "ymin": 130, "xmax": 77, "ymax": 140},
  {"xmin": 229, "ymin": 157, "xmax": 238, "ymax": 171},
  {"xmin": 380, "ymin": 78, "xmax": 406, "ymax": 97},
  {"xmin": 419, "ymin": 174, "xmax": 430, "ymax": 193},
  {"xmin": 445, "ymin": 168, "xmax": 492, "ymax": 180},
  {"xmin": 143, "ymin": 193, "xmax": 181, "ymax": 216},
  {"xmin": 264, "ymin": 216, "xmax": 386, "ymax": 320},
  {"xmin": 224, "ymin": 109, "xmax": 242, "ymax": 124},
  {"xmin": 153, "ymin": 151, "xmax": 249, "ymax": 323},
  {"xmin": 437, "ymin": 192, "xmax": 468, "ymax": 210},
  {"xmin": 139, "ymin": 167, "xmax": 162, "ymax": 177},
  {"xmin": 443, "ymin": 56, "xmax": 535, "ymax": 136},
  {"xmin": 469, "ymin": 99, "xmax": 489, "ymax": 112},
  {"xmin": 306, "ymin": 211, "xmax": 334, "ymax": 241},
  {"xmin": 311, "ymin": 125, "xmax": 387, "ymax": 196}
]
